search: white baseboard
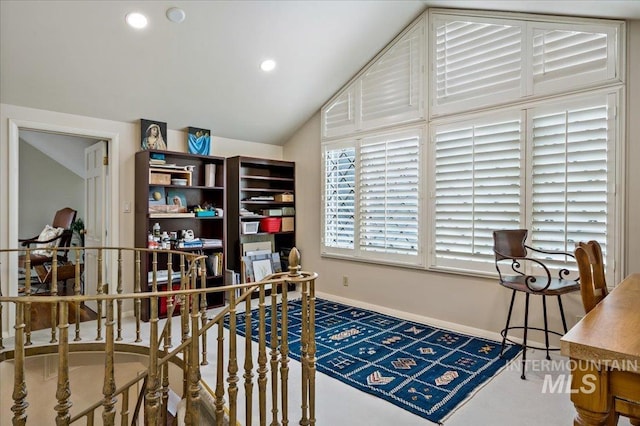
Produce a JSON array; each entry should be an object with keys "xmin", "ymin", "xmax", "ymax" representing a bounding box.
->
[{"xmin": 315, "ymin": 291, "xmax": 504, "ymax": 342}]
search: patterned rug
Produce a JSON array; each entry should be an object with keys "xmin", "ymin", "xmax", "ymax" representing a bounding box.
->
[{"xmin": 227, "ymin": 298, "xmax": 521, "ymax": 424}]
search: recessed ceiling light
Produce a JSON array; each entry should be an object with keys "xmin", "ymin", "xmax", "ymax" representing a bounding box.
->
[
  {"xmin": 260, "ymin": 59, "xmax": 277, "ymax": 72},
  {"xmin": 166, "ymin": 7, "xmax": 186, "ymax": 23},
  {"xmin": 126, "ymin": 12, "xmax": 148, "ymax": 29}
]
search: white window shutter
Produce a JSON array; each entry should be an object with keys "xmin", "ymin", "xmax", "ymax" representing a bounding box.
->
[
  {"xmin": 322, "ymin": 86, "xmax": 357, "ymax": 139},
  {"xmin": 532, "ymin": 23, "xmax": 619, "ymax": 94},
  {"xmin": 360, "ymin": 17, "xmax": 425, "ymax": 130},
  {"xmin": 432, "ymin": 115, "xmax": 522, "ymax": 272},
  {"xmin": 432, "ymin": 15, "xmax": 523, "ymax": 116},
  {"xmin": 359, "ymin": 129, "xmax": 422, "ymax": 263},
  {"xmin": 323, "ymin": 143, "xmax": 357, "ymax": 251},
  {"xmin": 529, "ymin": 95, "xmax": 613, "ymax": 279}
]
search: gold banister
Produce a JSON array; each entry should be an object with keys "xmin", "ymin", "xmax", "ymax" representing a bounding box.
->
[{"xmin": 1, "ymin": 246, "xmax": 317, "ymax": 425}]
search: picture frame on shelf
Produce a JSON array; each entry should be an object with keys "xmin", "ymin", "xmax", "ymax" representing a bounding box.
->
[
  {"xmin": 141, "ymin": 119, "xmax": 167, "ymax": 150},
  {"xmin": 188, "ymin": 126, "xmax": 211, "ymax": 155},
  {"xmin": 166, "ymin": 189, "xmax": 187, "ymax": 211},
  {"xmin": 241, "ymin": 252, "xmax": 282, "ymax": 283},
  {"xmin": 148, "ymin": 186, "xmax": 166, "ymax": 206}
]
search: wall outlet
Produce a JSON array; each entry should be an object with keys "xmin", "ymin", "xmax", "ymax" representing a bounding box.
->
[{"xmin": 342, "ymin": 276, "xmax": 349, "ymax": 286}]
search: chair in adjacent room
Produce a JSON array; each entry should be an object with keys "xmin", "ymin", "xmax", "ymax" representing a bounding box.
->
[
  {"xmin": 493, "ymin": 229, "xmax": 580, "ymax": 379},
  {"xmin": 18, "ymin": 207, "xmax": 77, "ymax": 293}
]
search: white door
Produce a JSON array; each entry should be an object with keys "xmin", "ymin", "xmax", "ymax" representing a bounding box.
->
[{"xmin": 84, "ymin": 141, "xmax": 107, "ymax": 312}]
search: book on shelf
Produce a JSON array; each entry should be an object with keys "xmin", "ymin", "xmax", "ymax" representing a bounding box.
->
[
  {"xmin": 205, "ymin": 252, "xmax": 224, "ymax": 276},
  {"xmin": 149, "ymin": 212, "xmax": 195, "ymax": 218},
  {"xmin": 150, "ymin": 164, "xmax": 195, "ymax": 171},
  {"xmin": 180, "ymin": 238, "xmax": 203, "ymax": 248},
  {"xmin": 201, "ymin": 238, "xmax": 223, "ymax": 248},
  {"xmin": 225, "ymin": 269, "xmax": 242, "ymax": 301},
  {"xmin": 248, "ymin": 196, "xmax": 275, "ymax": 201}
]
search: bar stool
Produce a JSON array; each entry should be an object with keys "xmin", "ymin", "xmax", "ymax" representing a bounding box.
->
[{"xmin": 493, "ymin": 229, "xmax": 580, "ymax": 379}]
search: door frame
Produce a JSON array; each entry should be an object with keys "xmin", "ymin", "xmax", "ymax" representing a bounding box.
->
[{"xmin": 6, "ymin": 119, "xmax": 120, "ymax": 302}]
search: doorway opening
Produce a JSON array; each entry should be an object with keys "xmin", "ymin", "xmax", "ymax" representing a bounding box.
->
[{"xmin": 4, "ymin": 119, "xmax": 120, "ymax": 311}]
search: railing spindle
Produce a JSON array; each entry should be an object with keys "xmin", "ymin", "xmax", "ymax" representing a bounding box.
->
[
  {"xmin": 244, "ymin": 285, "xmax": 254, "ymax": 426},
  {"xmin": 23, "ymin": 251, "xmax": 33, "ymax": 346},
  {"xmin": 280, "ymin": 281, "xmax": 290, "ymax": 426},
  {"xmin": 215, "ymin": 317, "xmax": 225, "ymax": 426},
  {"xmin": 227, "ymin": 288, "xmax": 239, "ymax": 426},
  {"xmin": 102, "ymin": 299, "xmax": 117, "ymax": 425},
  {"xmin": 116, "ymin": 249, "xmax": 123, "ymax": 341},
  {"xmin": 134, "ymin": 251, "xmax": 142, "ymax": 342},
  {"xmin": 270, "ymin": 283, "xmax": 279, "ymax": 426},
  {"xmin": 11, "ymin": 303, "xmax": 28, "ymax": 425},
  {"xmin": 55, "ymin": 301, "xmax": 72, "ymax": 424},
  {"xmin": 96, "ymin": 248, "xmax": 104, "ymax": 341},
  {"xmin": 258, "ymin": 284, "xmax": 268, "ymax": 426},
  {"xmin": 74, "ymin": 247, "xmax": 82, "ymax": 341},
  {"xmin": 50, "ymin": 250, "xmax": 58, "ymax": 344}
]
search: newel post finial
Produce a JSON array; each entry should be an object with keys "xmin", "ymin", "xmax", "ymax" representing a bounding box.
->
[{"xmin": 288, "ymin": 247, "xmax": 301, "ymax": 276}]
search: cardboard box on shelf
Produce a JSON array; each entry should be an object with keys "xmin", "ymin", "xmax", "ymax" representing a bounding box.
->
[{"xmin": 281, "ymin": 217, "xmax": 294, "ymax": 232}]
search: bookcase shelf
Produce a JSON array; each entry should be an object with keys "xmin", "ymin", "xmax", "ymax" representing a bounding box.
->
[
  {"xmin": 226, "ymin": 156, "xmax": 296, "ymax": 278},
  {"xmin": 135, "ymin": 149, "xmax": 226, "ymax": 320}
]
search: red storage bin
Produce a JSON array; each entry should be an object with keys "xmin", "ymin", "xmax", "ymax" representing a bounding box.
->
[{"xmin": 260, "ymin": 217, "xmax": 281, "ymax": 233}]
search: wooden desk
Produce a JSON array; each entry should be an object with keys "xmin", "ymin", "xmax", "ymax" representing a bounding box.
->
[{"xmin": 561, "ymin": 273, "xmax": 640, "ymax": 426}]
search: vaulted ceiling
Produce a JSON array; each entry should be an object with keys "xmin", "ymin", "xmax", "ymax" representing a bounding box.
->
[{"xmin": 2, "ymin": 1, "xmax": 639, "ymax": 145}]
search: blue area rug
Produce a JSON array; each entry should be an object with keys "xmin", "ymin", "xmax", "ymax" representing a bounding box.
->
[{"xmin": 226, "ymin": 298, "xmax": 521, "ymax": 424}]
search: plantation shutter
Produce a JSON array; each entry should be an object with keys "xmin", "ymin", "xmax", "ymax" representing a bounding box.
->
[
  {"xmin": 529, "ymin": 96, "xmax": 612, "ymax": 273},
  {"xmin": 323, "ymin": 144, "xmax": 357, "ymax": 251},
  {"xmin": 322, "ymin": 86, "xmax": 356, "ymax": 139},
  {"xmin": 359, "ymin": 129, "xmax": 421, "ymax": 262},
  {"xmin": 532, "ymin": 24, "xmax": 618, "ymax": 94},
  {"xmin": 433, "ymin": 15, "xmax": 523, "ymax": 115},
  {"xmin": 360, "ymin": 17, "xmax": 424, "ymax": 129},
  {"xmin": 432, "ymin": 115, "xmax": 522, "ymax": 272}
]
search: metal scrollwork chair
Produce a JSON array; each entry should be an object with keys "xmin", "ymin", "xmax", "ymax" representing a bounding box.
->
[{"xmin": 493, "ymin": 229, "xmax": 580, "ymax": 379}]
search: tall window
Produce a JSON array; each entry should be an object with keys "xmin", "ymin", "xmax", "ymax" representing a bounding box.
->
[
  {"xmin": 321, "ymin": 10, "xmax": 623, "ymax": 281},
  {"xmin": 322, "ymin": 128, "xmax": 423, "ymax": 266}
]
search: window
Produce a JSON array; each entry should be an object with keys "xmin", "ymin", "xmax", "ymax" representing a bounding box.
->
[
  {"xmin": 322, "ymin": 15, "xmax": 425, "ymax": 138},
  {"xmin": 431, "ymin": 13, "xmax": 622, "ymax": 116},
  {"xmin": 321, "ymin": 9, "xmax": 624, "ymax": 279},
  {"xmin": 323, "ymin": 143, "xmax": 356, "ymax": 251},
  {"xmin": 430, "ymin": 92, "xmax": 618, "ymax": 282},
  {"xmin": 431, "ymin": 112, "xmax": 523, "ymax": 272},
  {"xmin": 322, "ymin": 128, "xmax": 424, "ymax": 266}
]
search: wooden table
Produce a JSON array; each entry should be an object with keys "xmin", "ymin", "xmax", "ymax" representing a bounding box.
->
[{"xmin": 561, "ymin": 273, "xmax": 640, "ymax": 425}]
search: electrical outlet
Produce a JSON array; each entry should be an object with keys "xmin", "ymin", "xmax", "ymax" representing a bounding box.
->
[{"xmin": 342, "ymin": 276, "xmax": 349, "ymax": 286}]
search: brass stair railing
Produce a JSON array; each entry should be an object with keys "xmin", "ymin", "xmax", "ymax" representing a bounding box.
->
[{"xmin": 0, "ymin": 246, "xmax": 316, "ymax": 425}]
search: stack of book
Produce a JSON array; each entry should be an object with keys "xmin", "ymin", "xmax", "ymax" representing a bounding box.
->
[
  {"xmin": 179, "ymin": 238, "xmax": 202, "ymax": 249},
  {"xmin": 202, "ymin": 238, "xmax": 223, "ymax": 248}
]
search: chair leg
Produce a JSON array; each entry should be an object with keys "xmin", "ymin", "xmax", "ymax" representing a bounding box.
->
[
  {"xmin": 521, "ymin": 292, "xmax": 530, "ymax": 380},
  {"xmin": 542, "ymin": 295, "xmax": 551, "ymax": 360},
  {"xmin": 557, "ymin": 296, "xmax": 568, "ymax": 333},
  {"xmin": 500, "ymin": 290, "xmax": 517, "ymax": 357}
]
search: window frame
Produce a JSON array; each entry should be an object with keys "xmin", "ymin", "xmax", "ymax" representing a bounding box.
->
[{"xmin": 321, "ymin": 126, "xmax": 426, "ymax": 268}]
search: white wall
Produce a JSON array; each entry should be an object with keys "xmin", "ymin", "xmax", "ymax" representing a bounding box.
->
[
  {"xmin": 283, "ymin": 20, "xmax": 640, "ymax": 339},
  {"xmin": 18, "ymin": 141, "xmax": 85, "ymax": 238},
  {"xmin": 1, "ymin": 103, "xmax": 282, "ymax": 333}
]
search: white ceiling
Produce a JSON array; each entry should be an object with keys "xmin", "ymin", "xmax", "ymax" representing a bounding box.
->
[{"xmin": 2, "ymin": 1, "xmax": 640, "ymax": 146}]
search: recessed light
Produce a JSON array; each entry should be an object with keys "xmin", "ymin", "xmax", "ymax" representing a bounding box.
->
[
  {"xmin": 126, "ymin": 12, "xmax": 148, "ymax": 29},
  {"xmin": 260, "ymin": 59, "xmax": 277, "ymax": 72},
  {"xmin": 166, "ymin": 7, "xmax": 186, "ymax": 23}
]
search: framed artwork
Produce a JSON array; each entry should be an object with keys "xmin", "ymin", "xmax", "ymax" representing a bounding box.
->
[
  {"xmin": 166, "ymin": 189, "xmax": 187, "ymax": 209},
  {"xmin": 148, "ymin": 186, "xmax": 166, "ymax": 205},
  {"xmin": 141, "ymin": 119, "xmax": 167, "ymax": 150},
  {"xmin": 188, "ymin": 126, "xmax": 211, "ymax": 155},
  {"xmin": 252, "ymin": 258, "xmax": 273, "ymax": 281},
  {"xmin": 242, "ymin": 252, "xmax": 282, "ymax": 282}
]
